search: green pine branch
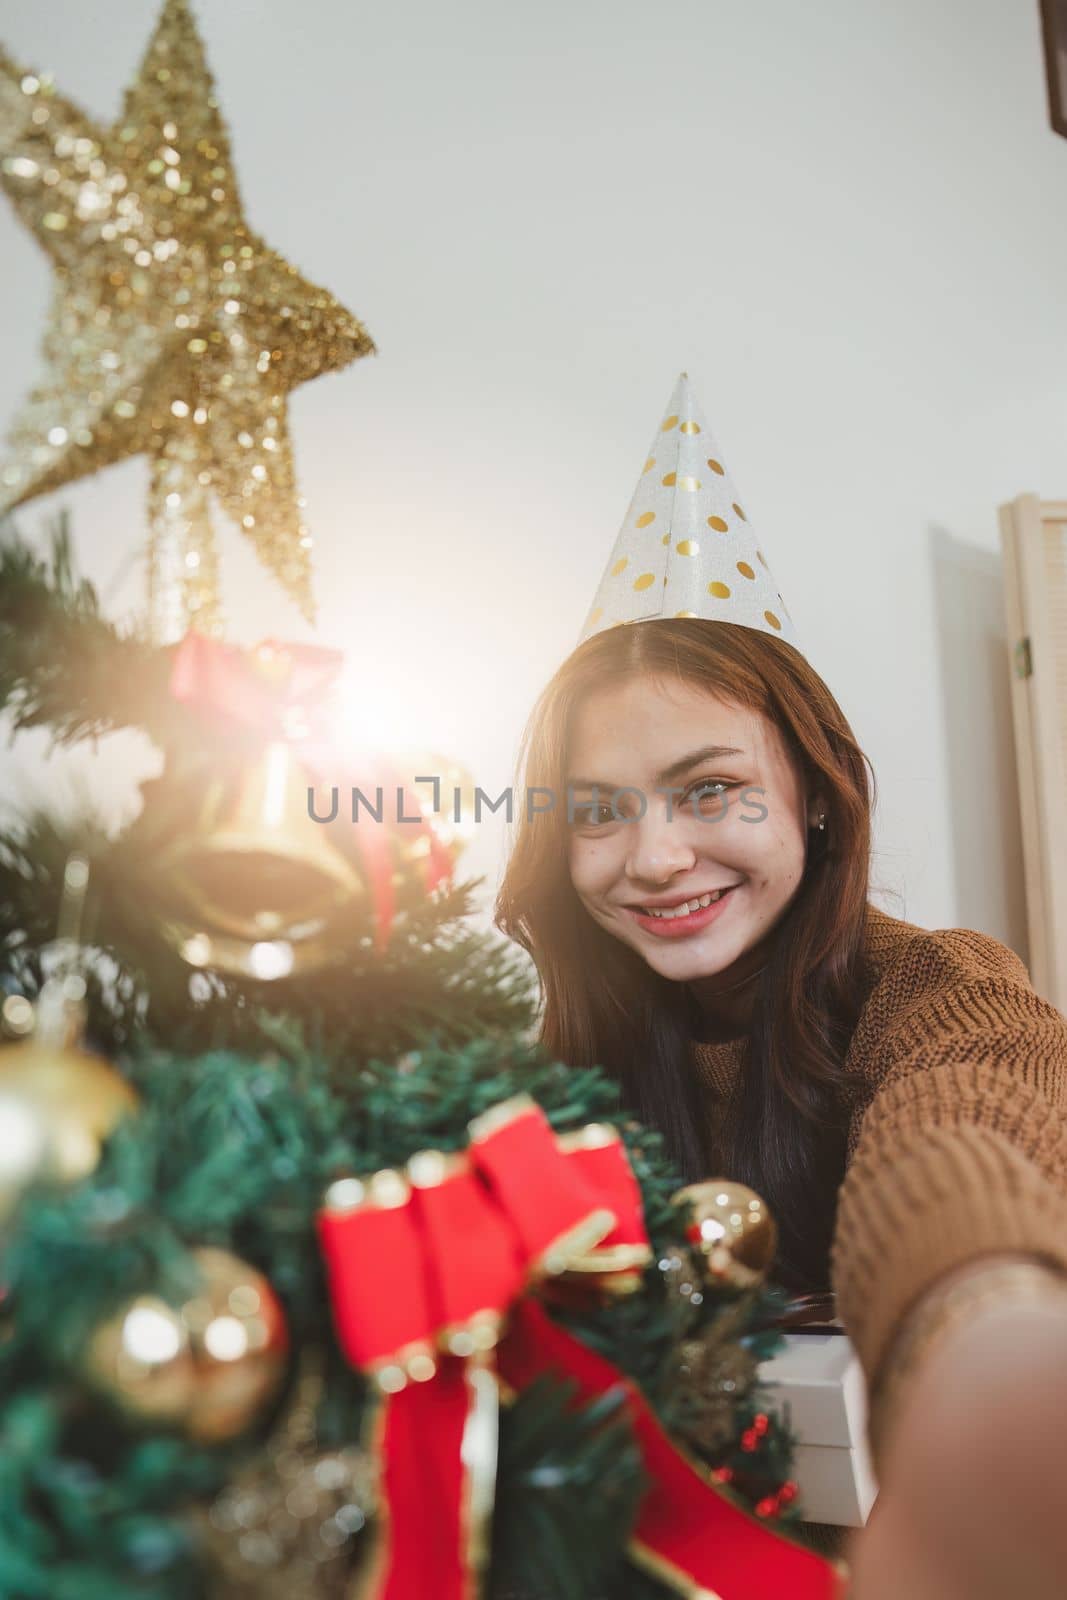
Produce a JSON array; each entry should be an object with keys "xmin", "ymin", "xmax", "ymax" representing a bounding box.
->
[
  {"xmin": 0, "ymin": 516, "xmax": 177, "ymax": 747},
  {"xmin": 0, "ymin": 1026, "xmax": 803, "ymax": 1597},
  {"xmin": 0, "ymin": 803, "xmax": 538, "ymax": 1062}
]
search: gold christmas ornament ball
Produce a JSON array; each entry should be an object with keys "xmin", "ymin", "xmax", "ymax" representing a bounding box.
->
[
  {"xmin": 0, "ymin": 1038, "xmax": 140, "ymax": 1226},
  {"xmin": 669, "ymin": 1331, "xmax": 759, "ymax": 1456},
  {"xmin": 191, "ymin": 1347, "xmax": 378, "ymax": 1598},
  {"xmin": 671, "ymin": 1180, "xmax": 778, "ymax": 1289},
  {"xmin": 84, "ymin": 1246, "xmax": 289, "ymax": 1441}
]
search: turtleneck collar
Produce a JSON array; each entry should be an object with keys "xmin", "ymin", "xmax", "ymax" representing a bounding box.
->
[
  {"xmin": 689, "ymin": 1034, "xmax": 746, "ymax": 1098},
  {"xmin": 686, "ymin": 952, "xmax": 768, "ymax": 1042}
]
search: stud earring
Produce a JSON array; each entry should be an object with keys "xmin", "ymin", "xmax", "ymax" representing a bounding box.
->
[{"xmin": 817, "ymin": 813, "xmax": 827, "ymax": 831}]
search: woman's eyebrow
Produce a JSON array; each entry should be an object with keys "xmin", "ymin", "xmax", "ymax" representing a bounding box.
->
[{"xmin": 567, "ymin": 745, "xmax": 745, "ymax": 790}]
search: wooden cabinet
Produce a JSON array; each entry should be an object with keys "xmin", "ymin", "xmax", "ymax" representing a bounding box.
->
[{"xmin": 999, "ymin": 495, "xmax": 1067, "ymax": 1009}]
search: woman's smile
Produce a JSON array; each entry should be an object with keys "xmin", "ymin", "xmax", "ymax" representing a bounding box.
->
[{"xmin": 624, "ymin": 883, "xmax": 741, "ymax": 938}]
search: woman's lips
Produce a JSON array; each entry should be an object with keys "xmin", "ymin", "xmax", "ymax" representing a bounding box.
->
[{"xmin": 625, "ymin": 885, "xmax": 739, "ymax": 938}]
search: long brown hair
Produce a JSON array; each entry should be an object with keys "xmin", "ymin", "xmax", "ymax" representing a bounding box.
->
[{"xmin": 494, "ymin": 618, "xmax": 877, "ymax": 1292}]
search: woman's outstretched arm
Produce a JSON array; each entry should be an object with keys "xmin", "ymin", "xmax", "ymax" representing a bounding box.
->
[
  {"xmin": 829, "ymin": 921, "xmax": 1067, "ymax": 1427},
  {"xmin": 825, "ymin": 921, "xmax": 1067, "ymax": 1589},
  {"xmin": 846, "ymin": 1261, "xmax": 1067, "ymax": 1599}
]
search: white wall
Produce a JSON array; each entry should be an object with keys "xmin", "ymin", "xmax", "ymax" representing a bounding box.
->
[{"xmin": 2, "ymin": 0, "xmax": 1065, "ymax": 960}]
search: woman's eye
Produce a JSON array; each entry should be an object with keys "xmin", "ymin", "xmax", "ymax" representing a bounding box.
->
[
  {"xmin": 570, "ymin": 783, "xmax": 736, "ymax": 827},
  {"xmin": 571, "ymin": 804, "xmax": 616, "ymax": 827},
  {"xmin": 685, "ymin": 781, "xmax": 734, "ymax": 807}
]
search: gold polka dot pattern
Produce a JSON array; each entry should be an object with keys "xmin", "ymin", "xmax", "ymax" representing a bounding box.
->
[{"xmin": 576, "ymin": 373, "xmax": 801, "ymax": 654}]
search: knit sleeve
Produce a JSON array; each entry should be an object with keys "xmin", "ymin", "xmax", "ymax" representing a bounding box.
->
[{"xmin": 829, "ymin": 924, "xmax": 1067, "ymax": 1398}]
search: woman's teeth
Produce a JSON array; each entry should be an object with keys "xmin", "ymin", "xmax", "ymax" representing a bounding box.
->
[{"xmin": 641, "ymin": 889, "xmax": 730, "ymax": 920}]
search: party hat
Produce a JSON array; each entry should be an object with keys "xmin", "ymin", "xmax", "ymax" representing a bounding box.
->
[{"xmin": 577, "ymin": 373, "xmax": 801, "ymax": 652}]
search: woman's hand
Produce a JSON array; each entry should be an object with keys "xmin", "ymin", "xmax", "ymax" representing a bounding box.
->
[{"xmin": 844, "ymin": 1279, "xmax": 1067, "ymax": 1599}]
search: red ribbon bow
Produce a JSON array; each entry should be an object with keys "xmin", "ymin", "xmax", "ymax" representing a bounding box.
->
[
  {"xmin": 316, "ymin": 1096, "xmax": 845, "ymax": 1599},
  {"xmin": 167, "ymin": 630, "xmax": 454, "ymax": 950}
]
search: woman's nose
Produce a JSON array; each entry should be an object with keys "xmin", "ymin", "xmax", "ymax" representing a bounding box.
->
[{"xmin": 624, "ymin": 811, "xmax": 697, "ymax": 884}]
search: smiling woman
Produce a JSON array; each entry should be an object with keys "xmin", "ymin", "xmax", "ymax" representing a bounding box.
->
[
  {"xmin": 495, "ymin": 612, "xmax": 866, "ymax": 1296},
  {"xmin": 494, "ymin": 376, "xmax": 1067, "ymax": 1589}
]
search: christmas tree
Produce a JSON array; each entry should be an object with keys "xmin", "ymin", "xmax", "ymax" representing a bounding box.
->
[{"xmin": 0, "ymin": 5, "xmax": 845, "ymax": 1597}]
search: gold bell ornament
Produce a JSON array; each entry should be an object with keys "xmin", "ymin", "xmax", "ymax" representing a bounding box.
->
[
  {"xmin": 83, "ymin": 1244, "xmax": 289, "ymax": 1442},
  {"xmin": 145, "ymin": 633, "xmax": 457, "ymax": 972},
  {"xmin": 0, "ymin": 854, "xmax": 140, "ymax": 1228},
  {"xmin": 154, "ymin": 739, "xmax": 367, "ymax": 981},
  {"xmin": 671, "ymin": 1179, "xmax": 778, "ymax": 1290}
]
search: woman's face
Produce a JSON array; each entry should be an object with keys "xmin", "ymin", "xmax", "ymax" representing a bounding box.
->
[{"xmin": 565, "ymin": 675, "xmax": 819, "ymax": 986}]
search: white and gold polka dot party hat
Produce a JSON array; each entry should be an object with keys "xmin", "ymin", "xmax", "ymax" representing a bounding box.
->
[{"xmin": 577, "ymin": 372, "xmax": 800, "ymax": 650}]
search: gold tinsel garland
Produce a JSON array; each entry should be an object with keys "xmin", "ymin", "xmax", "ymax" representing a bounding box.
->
[{"xmin": 0, "ymin": 0, "xmax": 376, "ymax": 639}]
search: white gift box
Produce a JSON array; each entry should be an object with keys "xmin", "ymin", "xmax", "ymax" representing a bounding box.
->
[{"xmin": 756, "ymin": 1332, "xmax": 879, "ymax": 1527}]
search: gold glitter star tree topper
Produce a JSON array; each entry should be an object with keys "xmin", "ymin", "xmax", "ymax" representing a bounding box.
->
[{"xmin": 0, "ymin": 0, "xmax": 376, "ymax": 640}]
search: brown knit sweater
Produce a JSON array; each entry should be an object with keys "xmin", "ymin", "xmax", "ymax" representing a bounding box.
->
[{"xmin": 689, "ymin": 903, "xmax": 1067, "ymax": 1401}]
